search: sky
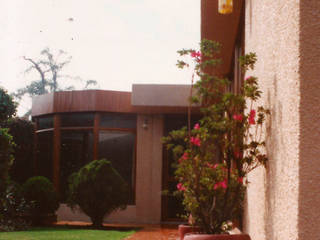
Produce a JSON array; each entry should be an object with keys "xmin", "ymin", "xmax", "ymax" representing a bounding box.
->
[{"xmin": 0, "ymin": 0, "xmax": 200, "ymax": 115}]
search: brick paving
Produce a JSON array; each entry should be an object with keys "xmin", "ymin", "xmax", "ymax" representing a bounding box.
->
[
  {"xmin": 55, "ymin": 221, "xmax": 179, "ymax": 240},
  {"xmin": 124, "ymin": 224, "xmax": 179, "ymax": 240}
]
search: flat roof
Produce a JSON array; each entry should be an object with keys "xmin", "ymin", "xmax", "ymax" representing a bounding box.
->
[{"xmin": 32, "ymin": 85, "xmax": 200, "ymax": 117}]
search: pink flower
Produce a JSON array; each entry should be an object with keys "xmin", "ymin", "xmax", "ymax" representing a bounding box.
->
[
  {"xmin": 177, "ymin": 183, "xmax": 186, "ymax": 191},
  {"xmin": 190, "ymin": 51, "xmax": 202, "ymax": 58},
  {"xmin": 179, "ymin": 152, "xmax": 188, "ymax": 163},
  {"xmin": 182, "ymin": 152, "xmax": 188, "ymax": 160},
  {"xmin": 207, "ymin": 163, "xmax": 219, "ymax": 169},
  {"xmin": 190, "ymin": 137, "xmax": 201, "ymax": 146},
  {"xmin": 248, "ymin": 109, "xmax": 256, "ymax": 125},
  {"xmin": 220, "ymin": 180, "xmax": 227, "ymax": 189},
  {"xmin": 214, "ymin": 179, "xmax": 228, "ymax": 190},
  {"xmin": 194, "ymin": 123, "xmax": 200, "ymax": 130},
  {"xmin": 233, "ymin": 114, "xmax": 243, "ymax": 122},
  {"xmin": 238, "ymin": 177, "xmax": 243, "ymax": 184},
  {"xmin": 245, "ymin": 76, "xmax": 252, "ymax": 81}
]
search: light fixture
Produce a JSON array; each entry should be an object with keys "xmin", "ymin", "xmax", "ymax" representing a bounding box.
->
[
  {"xmin": 218, "ymin": 0, "xmax": 233, "ymax": 14},
  {"xmin": 142, "ymin": 118, "xmax": 148, "ymax": 129}
]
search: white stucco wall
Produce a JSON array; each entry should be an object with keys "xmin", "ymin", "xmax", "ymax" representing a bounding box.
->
[{"xmin": 243, "ymin": 1, "xmax": 301, "ymax": 239}]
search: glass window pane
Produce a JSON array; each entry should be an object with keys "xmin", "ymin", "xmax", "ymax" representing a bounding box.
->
[
  {"xmin": 98, "ymin": 131, "xmax": 135, "ymax": 204},
  {"xmin": 60, "ymin": 131, "xmax": 93, "ymax": 200},
  {"xmin": 100, "ymin": 113, "xmax": 136, "ymax": 129},
  {"xmin": 37, "ymin": 131, "xmax": 53, "ymax": 181},
  {"xmin": 38, "ymin": 116, "xmax": 54, "ymax": 130},
  {"xmin": 61, "ymin": 113, "xmax": 94, "ymax": 127}
]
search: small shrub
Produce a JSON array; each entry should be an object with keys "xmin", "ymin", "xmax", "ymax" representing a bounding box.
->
[
  {"xmin": 21, "ymin": 176, "xmax": 59, "ymax": 220},
  {"xmin": 0, "ymin": 181, "xmax": 31, "ymax": 232},
  {"xmin": 67, "ymin": 159, "xmax": 128, "ymax": 227}
]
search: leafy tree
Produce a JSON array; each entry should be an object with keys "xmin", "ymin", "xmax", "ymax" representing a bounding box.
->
[
  {"xmin": 3, "ymin": 118, "xmax": 34, "ymax": 184},
  {"xmin": 0, "ymin": 88, "xmax": 17, "ymax": 124},
  {"xmin": 67, "ymin": 159, "xmax": 128, "ymax": 227},
  {"xmin": 14, "ymin": 48, "xmax": 98, "ymax": 116},
  {"xmin": 0, "ymin": 87, "xmax": 16, "ymax": 195}
]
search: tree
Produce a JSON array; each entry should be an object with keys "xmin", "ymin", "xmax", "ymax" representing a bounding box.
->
[
  {"xmin": 0, "ymin": 87, "xmax": 16, "ymax": 195},
  {"xmin": 14, "ymin": 48, "xmax": 98, "ymax": 116},
  {"xmin": 3, "ymin": 118, "xmax": 34, "ymax": 184}
]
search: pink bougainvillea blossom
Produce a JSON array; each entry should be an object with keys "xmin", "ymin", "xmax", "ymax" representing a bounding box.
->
[
  {"xmin": 177, "ymin": 183, "xmax": 186, "ymax": 191},
  {"xmin": 214, "ymin": 179, "xmax": 228, "ymax": 190},
  {"xmin": 194, "ymin": 123, "xmax": 200, "ymax": 130},
  {"xmin": 220, "ymin": 179, "xmax": 227, "ymax": 189},
  {"xmin": 248, "ymin": 109, "xmax": 256, "ymax": 125},
  {"xmin": 179, "ymin": 152, "xmax": 189, "ymax": 163},
  {"xmin": 190, "ymin": 136, "xmax": 201, "ymax": 146},
  {"xmin": 245, "ymin": 76, "xmax": 252, "ymax": 81},
  {"xmin": 190, "ymin": 51, "xmax": 202, "ymax": 62},
  {"xmin": 190, "ymin": 51, "xmax": 202, "ymax": 58},
  {"xmin": 233, "ymin": 114, "xmax": 243, "ymax": 122},
  {"xmin": 207, "ymin": 163, "xmax": 219, "ymax": 169},
  {"xmin": 238, "ymin": 177, "xmax": 244, "ymax": 184},
  {"xmin": 182, "ymin": 152, "xmax": 188, "ymax": 160}
]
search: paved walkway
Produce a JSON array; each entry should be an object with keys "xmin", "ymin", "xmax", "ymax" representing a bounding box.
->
[
  {"xmin": 125, "ymin": 224, "xmax": 179, "ymax": 240},
  {"xmin": 56, "ymin": 222, "xmax": 180, "ymax": 240}
]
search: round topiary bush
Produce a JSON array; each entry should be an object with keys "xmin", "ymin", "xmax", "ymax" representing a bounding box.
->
[
  {"xmin": 67, "ymin": 159, "xmax": 129, "ymax": 227},
  {"xmin": 21, "ymin": 176, "xmax": 59, "ymax": 222}
]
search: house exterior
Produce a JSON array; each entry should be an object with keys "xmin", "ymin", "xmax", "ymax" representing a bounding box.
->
[
  {"xmin": 202, "ymin": 1, "xmax": 320, "ymax": 239},
  {"xmin": 31, "ymin": 84, "xmax": 199, "ymax": 224}
]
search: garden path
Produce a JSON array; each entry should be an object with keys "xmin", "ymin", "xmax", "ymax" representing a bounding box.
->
[{"xmin": 56, "ymin": 221, "xmax": 179, "ymax": 240}]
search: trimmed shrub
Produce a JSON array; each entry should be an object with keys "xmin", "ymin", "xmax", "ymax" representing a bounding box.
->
[
  {"xmin": 67, "ymin": 159, "xmax": 128, "ymax": 227},
  {"xmin": 21, "ymin": 176, "xmax": 59, "ymax": 221}
]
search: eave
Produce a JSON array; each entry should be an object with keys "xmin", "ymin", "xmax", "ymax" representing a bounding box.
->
[{"xmin": 201, "ymin": 0, "xmax": 244, "ymax": 76}]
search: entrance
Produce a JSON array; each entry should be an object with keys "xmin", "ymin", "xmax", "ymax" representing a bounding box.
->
[{"xmin": 162, "ymin": 114, "xmax": 199, "ymax": 222}]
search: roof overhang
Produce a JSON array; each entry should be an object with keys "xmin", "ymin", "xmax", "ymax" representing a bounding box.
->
[
  {"xmin": 201, "ymin": 0, "xmax": 244, "ymax": 76},
  {"xmin": 31, "ymin": 86, "xmax": 200, "ymax": 117}
]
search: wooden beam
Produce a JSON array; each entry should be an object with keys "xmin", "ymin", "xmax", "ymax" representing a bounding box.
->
[
  {"xmin": 93, "ymin": 113, "xmax": 100, "ymax": 161},
  {"xmin": 33, "ymin": 119, "xmax": 39, "ymax": 175},
  {"xmin": 53, "ymin": 114, "xmax": 61, "ymax": 192}
]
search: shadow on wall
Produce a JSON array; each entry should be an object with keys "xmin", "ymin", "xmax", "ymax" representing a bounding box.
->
[{"xmin": 263, "ymin": 74, "xmax": 284, "ymax": 240}]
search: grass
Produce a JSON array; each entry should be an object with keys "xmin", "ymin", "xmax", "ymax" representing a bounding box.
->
[{"xmin": 0, "ymin": 226, "xmax": 136, "ymax": 240}]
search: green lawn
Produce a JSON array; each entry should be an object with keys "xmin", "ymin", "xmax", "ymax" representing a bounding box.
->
[{"xmin": 0, "ymin": 227, "xmax": 136, "ymax": 240}]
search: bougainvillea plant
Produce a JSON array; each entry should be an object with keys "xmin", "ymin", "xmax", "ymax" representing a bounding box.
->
[{"xmin": 163, "ymin": 39, "xmax": 270, "ymax": 234}]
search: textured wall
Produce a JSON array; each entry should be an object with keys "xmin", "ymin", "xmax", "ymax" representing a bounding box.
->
[
  {"xmin": 243, "ymin": 0, "xmax": 301, "ymax": 240},
  {"xmin": 135, "ymin": 114, "xmax": 164, "ymax": 223},
  {"xmin": 298, "ymin": 1, "xmax": 320, "ymax": 239}
]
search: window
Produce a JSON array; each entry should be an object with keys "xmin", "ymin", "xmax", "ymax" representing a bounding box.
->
[
  {"xmin": 98, "ymin": 131, "xmax": 136, "ymax": 204},
  {"xmin": 100, "ymin": 113, "xmax": 136, "ymax": 129},
  {"xmin": 60, "ymin": 130, "xmax": 94, "ymax": 200},
  {"xmin": 36, "ymin": 131, "xmax": 53, "ymax": 181},
  {"xmin": 61, "ymin": 113, "xmax": 94, "ymax": 127},
  {"xmin": 38, "ymin": 116, "xmax": 54, "ymax": 130}
]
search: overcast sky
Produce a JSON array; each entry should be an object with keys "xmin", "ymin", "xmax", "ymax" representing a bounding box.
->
[{"xmin": 0, "ymin": 0, "xmax": 200, "ymax": 115}]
